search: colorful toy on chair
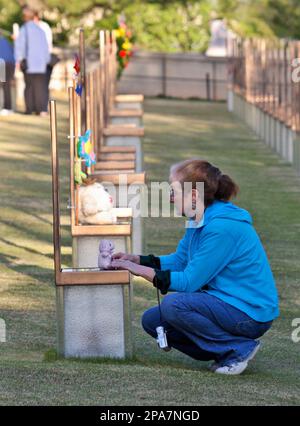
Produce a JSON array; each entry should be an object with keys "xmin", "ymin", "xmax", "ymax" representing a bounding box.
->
[
  {"xmin": 77, "ymin": 130, "xmax": 96, "ymax": 168},
  {"xmin": 73, "ymin": 55, "xmax": 80, "ymax": 75},
  {"xmin": 74, "ymin": 158, "xmax": 87, "ymax": 185},
  {"xmin": 73, "ymin": 55, "xmax": 82, "ymax": 97},
  {"xmin": 75, "ymin": 83, "xmax": 83, "ymax": 97}
]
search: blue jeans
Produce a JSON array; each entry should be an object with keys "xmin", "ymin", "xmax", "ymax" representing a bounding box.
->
[{"xmin": 141, "ymin": 292, "xmax": 273, "ymax": 366}]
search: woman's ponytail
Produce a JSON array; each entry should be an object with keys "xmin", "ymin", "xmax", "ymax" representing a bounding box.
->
[{"xmin": 215, "ymin": 174, "xmax": 239, "ymax": 202}]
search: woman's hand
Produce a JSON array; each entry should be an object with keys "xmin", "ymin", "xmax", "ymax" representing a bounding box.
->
[
  {"xmin": 112, "ymin": 252, "xmax": 140, "ymax": 264},
  {"xmin": 111, "ymin": 259, "xmax": 141, "ymax": 275},
  {"xmin": 111, "ymin": 259, "xmax": 155, "ymax": 283}
]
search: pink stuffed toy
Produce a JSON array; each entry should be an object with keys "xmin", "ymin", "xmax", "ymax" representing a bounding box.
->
[{"xmin": 98, "ymin": 240, "xmax": 115, "ymax": 270}]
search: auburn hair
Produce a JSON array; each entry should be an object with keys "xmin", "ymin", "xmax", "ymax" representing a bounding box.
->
[{"xmin": 170, "ymin": 159, "xmax": 239, "ymax": 206}]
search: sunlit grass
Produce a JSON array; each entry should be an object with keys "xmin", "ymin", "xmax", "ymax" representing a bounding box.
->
[{"xmin": 0, "ymin": 97, "xmax": 299, "ymax": 405}]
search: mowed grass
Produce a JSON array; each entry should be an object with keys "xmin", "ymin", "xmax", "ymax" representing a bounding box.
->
[{"xmin": 0, "ymin": 97, "xmax": 299, "ymax": 405}]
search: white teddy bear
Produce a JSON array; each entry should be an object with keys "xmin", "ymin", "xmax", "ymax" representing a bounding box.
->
[{"xmin": 78, "ymin": 182, "xmax": 117, "ymax": 225}]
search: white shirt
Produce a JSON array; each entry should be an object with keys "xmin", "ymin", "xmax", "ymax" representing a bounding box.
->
[
  {"xmin": 14, "ymin": 21, "xmax": 50, "ymax": 73},
  {"xmin": 38, "ymin": 20, "xmax": 53, "ymax": 52}
]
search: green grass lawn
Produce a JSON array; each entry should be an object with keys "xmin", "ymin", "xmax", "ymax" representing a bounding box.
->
[{"xmin": 0, "ymin": 97, "xmax": 299, "ymax": 405}]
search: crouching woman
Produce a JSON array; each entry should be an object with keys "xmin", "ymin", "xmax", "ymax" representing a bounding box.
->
[{"xmin": 111, "ymin": 159, "xmax": 279, "ymax": 375}]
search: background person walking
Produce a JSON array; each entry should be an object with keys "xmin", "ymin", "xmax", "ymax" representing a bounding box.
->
[
  {"xmin": 14, "ymin": 7, "xmax": 50, "ymax": 116},
  {"xmin": 0, "ymin": 32, "xmax": 15, "ymax": 116},
  {"xmin": 33, "ymin": 10, "xmax": 56, "ymax": 112}
]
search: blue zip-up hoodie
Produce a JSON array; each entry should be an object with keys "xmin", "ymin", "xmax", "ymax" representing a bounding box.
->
[{"xmin": 159, "ymin": 200, "xmax": 279, "ymax": 322}]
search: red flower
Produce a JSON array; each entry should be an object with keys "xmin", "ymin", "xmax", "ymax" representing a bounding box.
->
[
  {"xmin": 119, "ymin": 50, "xmax": 127, "ymax": 58},
  {"xmin": 73, "ymin": 56, "xmax": 80, "ymax": 74}
]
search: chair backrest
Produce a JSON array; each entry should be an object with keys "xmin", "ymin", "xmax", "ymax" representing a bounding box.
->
[{"xmin": 49, "ymin": 98, "xmax": 130, "ymax": 286}]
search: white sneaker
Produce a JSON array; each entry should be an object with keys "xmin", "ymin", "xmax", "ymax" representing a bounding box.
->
[
  {"xmin": 214, "ymin": 342, "xmax": 261, "ymax": 375},
  {"xmin": 0, "ymin": 109, "xmax": 14, "ymax": 116}
]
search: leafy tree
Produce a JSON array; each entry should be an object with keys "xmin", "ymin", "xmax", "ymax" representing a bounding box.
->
[
  {"xmin": 258, "ymin": 0, "xmax": 300, "ymax": 39},
  {"xmin": 0, "ymin": 0, "xmax": 22, "ymax": 34},
  {"xmin": 216, "ymin": 0, "xmax": 300, "ymax": 39},
  {"xmin": 122, "ymin": 1, "xmax": 211, "ymax": 52},
  {"xmin": 216, "ymin": 0, "xmax": 275, "ymax": 38},
  {"xmin": 2, "ymin": 0, "xmax": 300, "ymax": 50}
]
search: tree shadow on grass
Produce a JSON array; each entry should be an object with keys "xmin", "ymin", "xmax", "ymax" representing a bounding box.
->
[
  {"xmin": 0, "ymin": 252, "xmax": 53, "ymax": 285},
  {"xmin": 0, "ymin": 236, "xmax": 72, "ymax": 272},
  {"xmin": 25, "ymin": 212, "xmax": 52, "ymax": 226},
  {"xmin": 0, "ymin": 219, "xmax": 70, "ymax": 247},
  {"xmin": 0, "ymin": 237, "xmax": 53, "ymax": 261}
]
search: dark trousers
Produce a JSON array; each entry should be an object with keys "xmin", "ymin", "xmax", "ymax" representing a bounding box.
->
[
  {"xmin": 24, "ymin": 73, "xmax": 47, "ymax": 114},
  {"xmin": 0, "ymin": 62, "xmax": 14, "ymax": 110},
  {"xmin": 142, "ymin": 292, "xmax": 272, "ymax": 366}
]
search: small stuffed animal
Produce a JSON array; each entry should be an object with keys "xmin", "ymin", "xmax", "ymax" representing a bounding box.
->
[
  {"xmin": 98, "ymin": 240, "xmax": 115, "ymax": 269},
  {"xmin": 77, "ymin": 130, "xmax": 96, "ymax": 168},
  {"xmin": 78, "ymin": 182, "xmax": 117, "ymax": 225}
]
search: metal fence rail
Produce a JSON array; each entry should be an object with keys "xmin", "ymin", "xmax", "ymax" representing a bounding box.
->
[{"xmin": 229, "ymin": 37, "xmax": 300, "ymax": 133}]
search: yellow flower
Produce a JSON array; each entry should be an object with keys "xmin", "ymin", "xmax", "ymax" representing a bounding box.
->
[
  {"xmin": 116, "ymin": 27, "xmax": 126, "ymax": 38},
  {"xmin": 122, "ymin": 41, "xmax": 132, "ymax": 50}
]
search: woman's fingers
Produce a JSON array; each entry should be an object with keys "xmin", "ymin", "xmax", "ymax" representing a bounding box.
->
[
  {"xmin": 111, "ymin": 259, "xmax": 126, "ymax": 266},
  {"xmin": 111, "ymin": 253, "xmax": 139, "ymax": 263},
  {"xmin": 111, "ymin": 259, "xmax": 129, "ymax": 270},
  {"xmin": 112, "ymin": 252, "xmax": 126, "ymax": 260},
  {"xmin": 111, "ymin": 260, "xmax": 142, "ymax": 277}
]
